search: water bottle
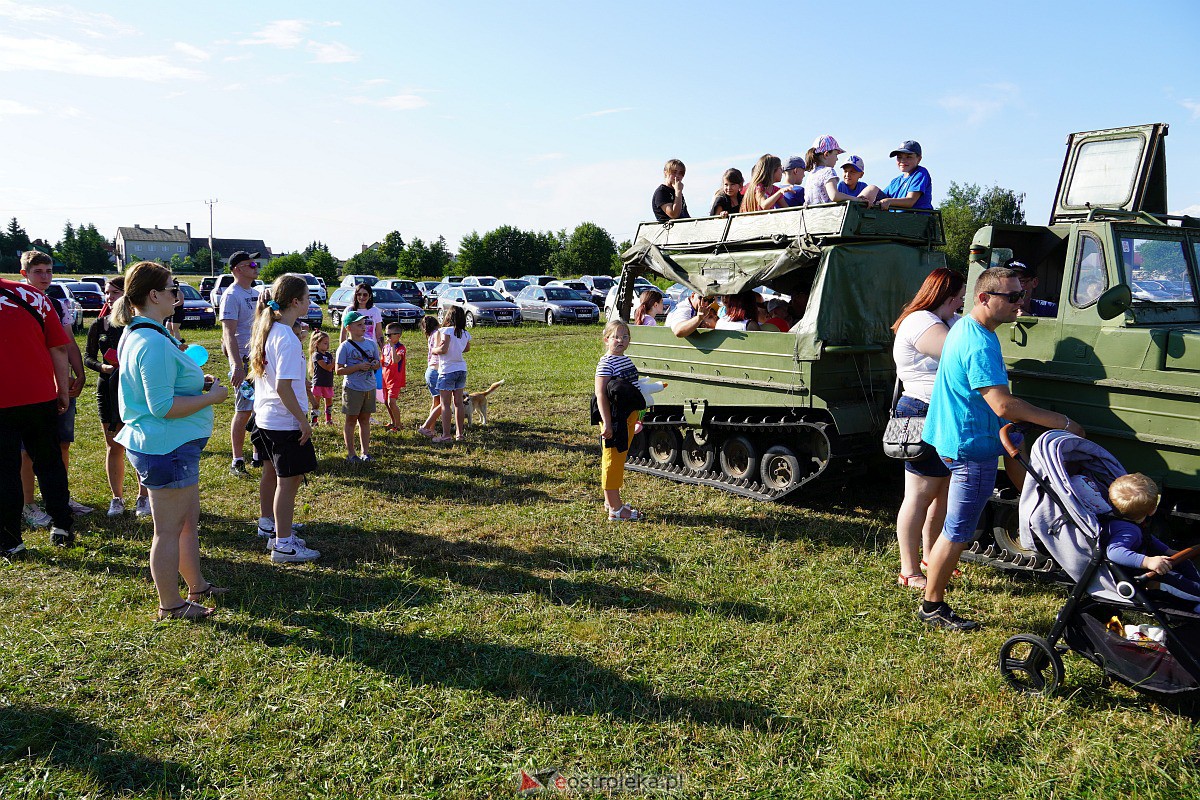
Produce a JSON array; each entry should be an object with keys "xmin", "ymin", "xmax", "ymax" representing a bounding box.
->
[{"xmin": 238, "ymin": 379, "xmax": 255, "ymax": 401}]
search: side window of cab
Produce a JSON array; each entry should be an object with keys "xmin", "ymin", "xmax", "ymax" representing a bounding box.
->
[{"xmin": 1071, "ymin": 232, "xmax": 1108, "ymax": 308}]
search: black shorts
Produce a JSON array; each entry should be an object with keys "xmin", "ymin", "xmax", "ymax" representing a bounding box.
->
[
  {"xmin": 97, "ymin": 376, "xmax": 121, "ymax": 432},
  {"xmin": 249, "ymin": 427, "xmax": 317, "ymax": 478}
]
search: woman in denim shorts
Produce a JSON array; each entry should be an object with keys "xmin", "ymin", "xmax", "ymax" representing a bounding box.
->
[
  {"xmin": 112, "ymin": 262, "xmax": 230, "ymax": 622},
  {"xmin": 430, "ymin": 305, "xmax": 471, "ymax": 443},
  {"xmin": 889, "ymin": 269, "xmax": 966, "ymax": 589}
]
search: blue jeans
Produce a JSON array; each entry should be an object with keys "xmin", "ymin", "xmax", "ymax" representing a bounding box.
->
[
  {"xmin": 127, "ymin": 438, "xmax": 208, "ymax": 490},
  {"xmin": 941, "ymin": 457, "xmax": 998, "ymax": 543}
]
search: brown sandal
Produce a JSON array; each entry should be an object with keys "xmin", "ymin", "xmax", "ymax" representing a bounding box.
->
[
  {"xmin": 187, "ymin": 583, "xmax": 230, "ymax": 602},
  {"xmin": 156, "ymin": 600, "xmax": 214, "ymax": 622}
]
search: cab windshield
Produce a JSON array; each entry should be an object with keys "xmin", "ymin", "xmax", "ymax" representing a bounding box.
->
[{"xmin": 1119, "ymin": 235, "xmax": 1196, "ymax": 304}]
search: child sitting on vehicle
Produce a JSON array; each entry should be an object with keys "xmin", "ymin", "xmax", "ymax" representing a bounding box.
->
[
  {"xmin": 837, "ymin": 155, "xmax": 867, "ymax": 198},
  {"xmin": 1104, "ymin": 473, "xmax": 1200, "ymax": 608}
]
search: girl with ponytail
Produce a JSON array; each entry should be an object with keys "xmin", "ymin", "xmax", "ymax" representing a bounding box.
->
[{"xmin": 247, "ymin": 274, "xmax": 322, "ymax": 564}]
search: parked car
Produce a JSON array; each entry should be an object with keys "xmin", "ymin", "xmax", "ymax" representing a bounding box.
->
[
  {"xmin": 461, "ymin": 275, "xmax": 499, "ymax": 288},
  {"xmin": 374, "ymin": 279, "xmax": 424, "ymax": 306},
  {"xmin": 176, "ymin": 283, "xmax": 217, "ymax": 327},
  {"xmin": 579, "ymin": 275, "xmax": 616, "ymax": 300},
  {"xmin": 424, "ymin": 281, "xmax": 456, "ymax": 310},
  {"xmin": 664, "ymin": 282, "xmax": 689, "ymax": 303},
  {"xmin": 303, "ymin": 297, "xmax": 324, "ymax": 329},
  {"xmin": 339, "ymin": 274, "xmax": 379, "ymax": 290},
  {"xmin": 61, "ymin": 281, "xmax": 104, "ymax": 315},
  {"xmin": 495, "ymin": 278, "xmax": 529, "ymax": 302},
  {"xmin": 44, "ymin": 283, "xmax": 83, "ymax": 333},
  {"xmin": 200, "ymin": 276, "xmax": 218, "ymax": 298},
  {"xmin": 441, "ymin": 275, "xmax": 464, "ymax": 285},
  {"xmin": 327, "ymin": 286, "xmax": 424, "ymax": 329},
  {"xmin": 209, "ymin": 274, "xmax": 264, "ymax": 307},
  {"xmin": 79, "ymin": 275, "xmax": 111, "ymax": 292},
  {"xmin": 416, "ymin": 280, "xmax": 442, "ymax": 299},
  {"xmin": 549, "ymin": 279, "xmax": 597, "ymax": 304},
  {"xmin": 302, "ymin": 273, "xmax": 327, "ymax": 303},
  {"xmin": 437, "ymin": 286, "xmax": 521, "ymax": 327},
  {"xmin": 519, "ymin": 274, "xmax": 557, "ymax": 287},
  {"xmin": 516, "ymin": 285, "xmax": 600, "ymax": 325},
  {"xmin": 604, "ymin": 282, "xmax": 675, "ymax": 321}
]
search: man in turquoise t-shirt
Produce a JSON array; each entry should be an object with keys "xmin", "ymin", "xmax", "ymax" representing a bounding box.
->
[{"xmin": 919, "ymin": 267, "xmax": 1086, "ymax": 631}]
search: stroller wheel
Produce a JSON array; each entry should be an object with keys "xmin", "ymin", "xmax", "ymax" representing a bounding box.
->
[{"xmin": 999, "ymin": 634, "xmax": 1065, "ymax": 695}]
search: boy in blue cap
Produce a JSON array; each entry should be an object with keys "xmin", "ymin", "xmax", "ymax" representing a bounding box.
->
[
  {"xmin": 780, "ymin": 156, "xmax": 806, "ymax": 207},
  {"xmin": 865, "ymin": 141, "xmax": 933, "ymax": 211},
  {"xmin": 837, "ymin": 155, "xmax": 867, "ymax": 198}
]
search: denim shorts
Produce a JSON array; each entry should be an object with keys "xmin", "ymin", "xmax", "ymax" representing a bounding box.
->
[
  {"xmin": 436, "ymin": 370, "xmax": 467, "ymax": 392},
  {"xmin": 894, "ymin": 396, "xmax": 949, "ymax": 478},
  {"xmin": 229, "ymin": 368, "xmax": 254, "ymax": 413},
  {"xmin": 425, "ymin": 366, "xmax": 440, "ymax": 397},
  {"xmin": 127, "ymin": 437, "xmax": 209, "ymax": 490},
  {"xmin": 941, "ymin": 457, "xmax": 999, "ymax": 543}
]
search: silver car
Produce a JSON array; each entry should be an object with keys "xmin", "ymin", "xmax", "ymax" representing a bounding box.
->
[
  {"xmin": 437, "ymin": 286, "xmax": 521, "ymax": 327},
  {"xmin": 516, "ymin": 285, "xmax": 600, "ymax": 325}
]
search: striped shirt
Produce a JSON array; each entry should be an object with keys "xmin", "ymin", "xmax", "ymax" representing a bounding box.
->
[{"xmin": 595, "ymin": 354, "xmax": 638, "ymax": 382}]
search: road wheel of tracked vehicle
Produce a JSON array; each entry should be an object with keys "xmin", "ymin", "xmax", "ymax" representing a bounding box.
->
[
  {"xmin": 646, "ymin": 427, "xmax": 681, "ymax": 469},
  {"xmin": 990, "ymin": 502, "xmax": 1052, "ymax": 569},
  {"xmin": 759, "ymin": 445, "xmax": 801, "ymax": 492},
  {"xmin": 681, "ymin": 429, "xmax": 716, "ymax": 472},
  {"xmin": 719, "ymin": 435, "xmax": 759, "ymax": 482},
  {"xmin": 998, "ymin": 634, "xmax": 1064, "ymax": 696},
  {"xmin": 465, "ymin": 312, "xmax": 476, "ymax": 328}
]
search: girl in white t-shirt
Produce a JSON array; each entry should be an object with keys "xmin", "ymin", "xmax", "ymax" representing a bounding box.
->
[
  {"xmin": 417, "ymin": 315, "xmax": 443, "ymax": 437},
  {"xmin": 429, "ymin": 305, "xmax": 472, "ymax": 443},
  {"xmin": 889, "ymin": 268, "xmax": 966, "ymax": 589},
  {"xmin": 248, "ymin": 274, "xmax": 320, "ymax": 564}
]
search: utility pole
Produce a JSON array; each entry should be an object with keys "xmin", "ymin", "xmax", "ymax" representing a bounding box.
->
[{"xmin": 205, "ymin": 198, "xmax": 218, "ymax": 276}]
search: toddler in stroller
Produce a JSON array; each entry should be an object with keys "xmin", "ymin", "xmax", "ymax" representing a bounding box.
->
[
  {"xmin": 1000, "ymin": 426, "xmax": 1200, "ymax": 696},
  {"xmin": 1104, "ymin": 473, "xmax": 1200, "ymax": 611}
]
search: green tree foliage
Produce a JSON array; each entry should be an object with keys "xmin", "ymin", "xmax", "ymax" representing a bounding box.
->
[
  {"xmin": 54, "ymin": 221, "xmax": 111, "ymax": 274},
  {"xmin": 54, "ymin": 221, "xmax": 77, "ymax": 272},
  {"xmin": 612, "ymin": 239, "xmax": 632, "ymax": 274},
  {"xmin": 454, "ymin": 232, "xmax": 485, "ymax": 276},
  {"xmin": 6, "ymin": 217, "xmax": 31, "ymax": 251},
  {"xmin": 939, "ymin": 182, "xmax": 1026, "ymax": 272},
  {"xmin": 380, "ymin": 231, "xmax": 405, "ymax": 262},
  {"xmin": 395, "ymin": 237, "xmax": 428, "ymax": 280},
  {"xmin": 343, "ymin": 248, "xmax": 388, "ymax": 277},
  {"xmin": 428, "ymin": 235, "xmax": 453, "ymax": 276},
  {"xmin": 301, "ymin": 241, "xmax": 330, "ymax": 260},
  {"xmin": 168, "ymin": 253, "xmax": 193, "ymax": 273},
  {"xmin": 477, "ymin": 225, "xmax": 556, "ymax": 278},
  {"xmin": 192, "ymin": 247, "xmax": 223, "ymax": 275},
  {"xmin": 551, "ymin": 222, "xmax": 617, "ymax": 277},
  {"xmin": 260, "ymin": 253, "xmax": 307, "ymax": 283},
  {"xmin": 306, "ymin": 248, "xmax": 339, "ymax": 282}
]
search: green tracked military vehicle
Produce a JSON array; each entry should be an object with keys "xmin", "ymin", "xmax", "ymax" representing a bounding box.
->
[
  {"xmin": 961, "ymin": 122, "xmax": 1200, "ymax": 573},
  {"xmin": 614, "ymin": 202, "xmax": 945, "ymax": 500}
]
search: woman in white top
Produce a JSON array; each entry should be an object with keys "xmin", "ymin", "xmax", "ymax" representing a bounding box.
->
[
  {"xmin": 713, "ymin": 291, "xmax": 761, "ymax": 331},
  {"xmin": 890, "ymin": 268, "xmax": 966, "ymax": 589},
  {"xmin": 802, "ymin": 135, "xmax": 869, "ymax": 207}
]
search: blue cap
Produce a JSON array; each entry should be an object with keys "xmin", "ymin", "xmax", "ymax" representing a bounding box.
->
[
  {"xmin": 889, "ymin": 140, "xmax": 922, "ymax": 158},
  {"xmin": 783, "ymin": 155, "xmax": 807, "ymax": 171},
  {"xmin": 840, "ymin": 155, "xmax": 865, "ymax": 174}
]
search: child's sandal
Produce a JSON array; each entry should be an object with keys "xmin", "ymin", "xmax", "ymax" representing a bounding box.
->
[
  {"xmin": 156, "ymin": 600, "xmax": 214, "ymax": 622},
  {"xmin": 606, "ymin": 504, "xmax": 642, "ymax": 522}
]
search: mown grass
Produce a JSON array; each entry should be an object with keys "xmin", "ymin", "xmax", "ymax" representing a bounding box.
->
[{"xmin": 3, "ymin": 321, "xmax": 1200, "ymax": 799}]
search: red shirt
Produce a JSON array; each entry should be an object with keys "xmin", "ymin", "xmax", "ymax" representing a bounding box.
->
[
  {"xmin": 381, "ymin": 341, "xmax": 406, "ymax": 389},
  {"xmin": 0, "ymin": 279, "xmax": 70, "ymax": 409}
]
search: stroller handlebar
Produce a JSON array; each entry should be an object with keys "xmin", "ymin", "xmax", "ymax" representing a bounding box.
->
[
  {"xmin": 999, "ymin": 423, "xmax": 1023, "ymax": 458},
  {"xmin": 1135, "ymin": 544, "xmax": 1200, "ymax": 582}
]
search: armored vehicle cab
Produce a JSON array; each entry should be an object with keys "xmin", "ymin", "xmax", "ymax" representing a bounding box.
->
[
  {"xmin": 614, "ymin": 202, "xmax": 945, "ymax": 499},
  {"xmin": 962, "ymin": 123, "xmax": 1200, "ymax": 571}
]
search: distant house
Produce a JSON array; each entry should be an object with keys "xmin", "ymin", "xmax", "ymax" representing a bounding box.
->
[
  {"xmin": 115, "ymin": 224, "xmax": 192, "ymax": 266},
  {"xmin": 189, "ymin": 237, "xmax": 273, "ymax": 270}
]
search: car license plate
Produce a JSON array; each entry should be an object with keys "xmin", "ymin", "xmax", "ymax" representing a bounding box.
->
[{"xmin": 184, "ymin": 315, "xmax": 199, "ymax": 321}]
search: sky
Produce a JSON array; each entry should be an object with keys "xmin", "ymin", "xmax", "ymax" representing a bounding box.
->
[{"xmin": 2, "ymin": 0, "xmax": 1200, "ymax": 260}]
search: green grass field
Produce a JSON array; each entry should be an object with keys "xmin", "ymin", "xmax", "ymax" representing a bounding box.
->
[{"xmin": 3, "ymin": 321, "xmax": 1200, "ymax": 799}]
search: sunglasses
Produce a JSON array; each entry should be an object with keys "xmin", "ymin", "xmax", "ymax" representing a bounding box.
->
[
  {"xmin": 239, "ymin": 261, "xmax": 260, "ymax": 269},
  {"xmin": 984, "ymin": 289, "xmax": 1028, "ymax": 304}
]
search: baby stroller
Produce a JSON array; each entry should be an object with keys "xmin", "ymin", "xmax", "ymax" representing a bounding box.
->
[{"xmin": 998, "ymin": 424, "xmax": 1200, "ymax": 696}]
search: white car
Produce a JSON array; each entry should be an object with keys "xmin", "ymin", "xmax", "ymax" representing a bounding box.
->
[
  {"xmin": 303, "ymin": 273, "xmax": 327, "ymax": 303},
  {"xmin": 209, "ymin": 274, "xmax": 265, "ymax": 308},
  {"xmin": 339, "ymin": 274, "xmax": 379, "ymax": 290},
  {"xmin": 604, "ymin": 281, "xmax": 674, "ymax": 321},
  {"xmin": 461, "ymin": 275, "xmax": 500, "ymax": 288}
]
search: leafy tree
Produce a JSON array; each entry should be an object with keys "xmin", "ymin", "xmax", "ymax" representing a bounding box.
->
[
  {"xmin": 54, "ymin": 221, "xmax": 78, "ymax": 272},
  {"xmin": 306, "ymin": 248, "xmax": 339, "ymax": 282},
  {"xmin": 193, "ymin": 246, "xmax": 223, "ymax": 275},
  {"xmin": 168, "ymin": 252, "xmax": 193, "ymax": 273},
  {"xmin": 74, "ymin": 224, "xmax": 113, "ymax": 273},
  {"xmin": 260, "ymin": 252, "xmax": 306, "ymax": 283},
  {"xmin": 380, "ymin": 231, "xmax": 405, "ymax": 262},
  {"xmin": 395, "ymin": 237, "xmax": 428, "ymax": 280},
  {"xmin": 552, "ymin": 222, "xmax": 617, "ymax": 277},
  {"xmin": 939, "ymin": 182, "xmax": 1026, "ymax": 272},
  {"xmin": 611, "ymin": 239, "xmax": 632, "ymax": 275},
  {"xmin": 428, "ymin": 235, "xmax": 453, "ymax": 276},
  {"xmin": 454, "ymin": 231, "xmax": 485, "ymax": 276},
  {"xmin": 479, "ymin": 225, "xmax": 557, "ymax": 278},
  {"xmin": 301, "ymin": 241, "xmax": 330, "ymax": 260},
  {"xmin": 343, "ymin": 248, "xmax": 387, "ymax": 277},
  {"xmin": 6, "ymin": 217, "xmax": 30, "ymax": 251}
]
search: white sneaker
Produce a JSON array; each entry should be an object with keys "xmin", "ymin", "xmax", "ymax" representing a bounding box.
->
[
  {"xmin": 68, "ymin": 498, "xmax": 94, "ymax": 515},
  {"xmin": 267, "ymin": 535, "xmax": 306, "ymax": 551},
  {"xmin": 106, "ymin": 498, "xmax": 125, "ymax": 517},
  {"xmin": 270, "ymin": 541, "xmax": 321, "ymax": 563},
  {"xmin": 22, "ymin": 504, "xmax": 51, "ymax": 528},
  {"xmin": 134, "ymin": 496, "xmax": 151, "ymax": 517},
  {"xmin": 257, "ymin": 520, "xmax": 305, "ymax": 538}
]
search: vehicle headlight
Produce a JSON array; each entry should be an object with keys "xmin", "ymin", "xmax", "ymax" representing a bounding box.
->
[
  {"xmin": 204, "ymin": 307, "xmax": 214, "ymax": 313},
  {"xmin": 480, "ymin": 309, "xmax": 495, "ymax": 316}
]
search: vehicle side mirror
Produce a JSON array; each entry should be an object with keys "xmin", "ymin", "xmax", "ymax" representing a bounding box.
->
[
  {"xmin": 1096, "ymin": 284, "xmax": 1132, "ymax": 320},
  {"xmin": 455, "ymin": 297, "xmax": 464, "ymax": 303}
]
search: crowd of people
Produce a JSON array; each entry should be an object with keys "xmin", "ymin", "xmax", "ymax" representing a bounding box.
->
[
  {"xmin": 652, "ymin": 135, "xmax": 934, "ymax": 225},
  {"xmin": 0, "ymin": 251, "xmax": 478, "ymax": 621}
]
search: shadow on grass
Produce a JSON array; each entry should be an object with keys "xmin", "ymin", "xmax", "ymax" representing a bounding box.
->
[
  {"xmin": 224, "ymin": 617, "xmax": 777, "ymax": 730},
  {"xmin": 0, "ymin": 704, "xmax": 196, "ymax": 796}
]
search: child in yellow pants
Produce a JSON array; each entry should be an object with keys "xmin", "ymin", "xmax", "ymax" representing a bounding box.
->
[{"xmin": 595, "ymin": 321, "xmax": 642, "ymax": 521}]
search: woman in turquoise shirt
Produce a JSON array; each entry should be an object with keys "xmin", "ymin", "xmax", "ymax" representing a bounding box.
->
[{"xmin": 113, "ymin": 262, "xmax": 230, "ymax": 621}]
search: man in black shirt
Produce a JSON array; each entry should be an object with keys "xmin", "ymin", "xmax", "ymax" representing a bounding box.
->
[{"xmin": 651, "ymin": 159, "xmax": 689, "ymax": 223}]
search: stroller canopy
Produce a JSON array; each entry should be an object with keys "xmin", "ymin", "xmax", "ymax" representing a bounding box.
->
[{"xmin": 1019, "ymin": 430, "xmax": 1128, "ymax": 602}]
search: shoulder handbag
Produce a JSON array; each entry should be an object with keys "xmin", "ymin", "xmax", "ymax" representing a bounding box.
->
[{"xmin": 882, "ymin": 378, "xmax": 934, "ymax": 461}]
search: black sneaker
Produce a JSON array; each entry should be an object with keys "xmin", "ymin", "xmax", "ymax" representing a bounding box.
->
[
  {"xmin": 917, "ymin": 602, "xmax": 980, "ymax": 632},
  {"xmin": 2, "ymin": 542, "xmax": 27, "ymax": 559},
  {"xmin": 230, "ymin": 460, "xmax": 249, "ymax": 477},
  {"xmin": 50, "ymin": 527, "xmax": 74, "ymax": 548},
  {"xmin": 250, "ymin": 458, "xmax": 263, "ymax": 469}
]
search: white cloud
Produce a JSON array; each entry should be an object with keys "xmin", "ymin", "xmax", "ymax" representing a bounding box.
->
[
  {"xmin": 239, "ymin": 19, "xmax": 308, "ymax": 48},
  {"xmin": 57, "ymin": 105, "xmax": 85, "ymax": 118},
  {"xmin": 938, "ymin": 82, "xmax": 1020, "ymax": 126},
  {"xmin": 526, "ymin": 152, "xmax": 565, "ymax": 163},
  {"xmin": 1173, "ymin": 204, "xmax": 1200, "ymax": 217},
  {"xmin": 577, "ymin": 107, "xmax": 633, "ymax": 119},
  {"xmin": 308, "ymin": 41, "xmax": 358, "ymax": 64},
  {"xmin": 1180, "ymin": 99, "xmax": 1200, "ymax": 120},
  {"xmin": 174, "ymin": 42, "xmax": 211, "ymax": 61},
  {"xmin": 0, "ymin": 0, "xmax": 134, "ymax": 37},
  {"xmin": 0, "ymin": 99, "xmax": 39, "ymax": 120},
  {"xmin": 351, "ymin": 93, "xmax": 428, "ymax": 110},
  {"xmin": 0, "ymin": 35, "xmax": 201, "ymax": 81}
]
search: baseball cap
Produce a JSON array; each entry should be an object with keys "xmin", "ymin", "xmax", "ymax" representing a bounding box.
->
[
  {"xmin": 811, "ymin": 135, "xmax": 843, "ymax": 154},
  {"xmin": 342, "ymin": 310, "xmax": 366, "ymax": 327},
  {"xmin": 1004, "ymin": 259, "xmax": 1035, "ymax": 276},
  {"xmin": 228, "ymin": 250, "xmax": 261, "ymax": 268},
  {"xmin": 840, "ymin": 155, "xmax": 865, "ymax": 174},
  {"xmin": 783, "ymin": 155, "xmax": 807, "ymax": 171},
  {"xmin": 889, "ymin": 140, "xmax": 922, "ymax": 158}
]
